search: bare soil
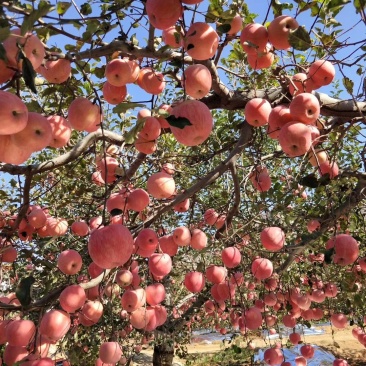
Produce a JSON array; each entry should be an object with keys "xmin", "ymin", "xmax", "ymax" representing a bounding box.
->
[{"xmin": 132, "ymin": 325, "xmax": 366, "ymax": 365}]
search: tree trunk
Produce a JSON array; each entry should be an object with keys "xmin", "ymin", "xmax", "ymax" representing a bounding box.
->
[{"xmin": 152, "ymin": 342, "xmax": 174, "ymax": 366}]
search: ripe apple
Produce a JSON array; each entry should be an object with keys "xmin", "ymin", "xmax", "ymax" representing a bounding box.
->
[
  {"xmin": 0, "ymin": 59, "xmax": 15, "ymax": 84},
  {"xmin": 318, "ymin": 160, "xmax": 339, "ymax": 179},
  {"xmin": 182, "ymin": 64, "xmax": 212, "ymax": 99},
  {"xmin": 326, "ymin": 234, "xmax": 359, "ymax": 266},
  {"xmin": 184, "ymin": 271, "xmax": 205, "ymax": 293},
  {"xmin": 139, "ymin": 69, "xmax": 166, "ymax": 95},
  {"xmin": 247, "ymin": 50, "xmax": 275, "ymax": 69},
  {"xmin": 134, "ymin": 136, "xmax": 158, "ymax": 154},
  {"xmin": 170, "ymin": 99, "xmax": 213, "ymax": 146},
  {"xmin": 162, "ymin": 26, "xmax": 183, "ymax": 48},
  {"xmin": 3, "ymin": 28, "xmax": 45, "ymax": 69},
  {"xmin": 102, "ymin": 81, "xmax": 127, "ymax": 105},
  {"xmin": 47, "ymin": 115, "xmax": 72, "ymax": 148},
  {"xmin": 0, "ymin": 135, "xmax": 32, "ymax": 165},
  {"xmin": 172, "ymin": 226, "xmax": 191, "ymax": 246},
  {"xmin": 159, "ymin": 235, "xmax": 178, "ymax": 256},
  {"xmin": 88, "ymin": 224, "xmax": 134, "ymax": 269},
  {"xmin": 68, "ymin": 97, "xmax": 102, "ymax": 131},
  {"xmin": 245, "ymin": 98, "xmax": 272, "ymax": 126},
  {"xmin": 250, "ymin": 167, "xmax": 272, "ymax": 192},
  {"xmin": 240, "ymin": 23, "xmax": 268, "ymax": 54},
  {"xmin": 308, "ymin": 59, "xmax": 335, "ymax": 86},
  {"xmin": 105, "ymin": 58, "xmax": 136, "ymax": 86},
  {"xmin": 308, "ymin": 149, "xmax": 328, "ymax": 167},
  {"xmin": 138, "ymin": 117, "xmax": 161, "ymax": 140},
  {"xmin": 226, "ymin": 14, "xmax": 243, "ymax": 36},
  {"xmin": 289, "ymin": 73, "xmax": 316, "ymax": 95},
  {"xmin": 268, "ymin": 15, "xmax": 299, "ymax": 50},
  {"xmin": 99, "ymin": 342, "xmax": 122, "ymax": 364},
  {"xmin": 149, "ymin": 253, "xmax": 172, "ymax": 277},
  {"xmin": 145, "ymin": 0, "xmax": 183, "ymax": 30},
  {"xmin": 57, "ymin": 249, "xmax": 82, "ymax": 275},
  {"xmin": 267, "ymin": 105, "xmax": 293, "ymax": 139},
  {"xmin": 279, "ymin": 121, "xmax": 312, "ymax": 157},
  {"xmin": 221, "ymin": 247, "xmax": 241, "ymax": 268},
  {"xmin": 59, "ymin": 284, "xmax": 86, "ymax": 313},
  {"xmin": 0, "ymin": 90, "xmax": 29, "ymax": 135},
  {"xmin": 251, "ymin": 257, "xmax": 273, "ymax": 280},
  {"xmin": 184, "ymin": 22, "xmax": 219, "ymax": 60},
  {"xmin": 11, "ymin": 112, "xmax": 52, "ymax": 152},
  {"xmin": 37, "ymin": 58, "xmax": 71, "ymax": 84},
  {"xmin": 289, "ymin": 93, "xmax": 320, "ymax": 125},
  {"xmin": 147, "ymin": 171, "xmax": 176, "ymax": 199},
  {"xmin": 39, "ymin": 309, "xmax": 71, "ymax": 342},
  {"xmin": 260, "ymin": 227, "xmax": 285, "ymax": 251},
  {"xmin": 263, "ymin": 348, "xmax": 284, "ymax": 366}
]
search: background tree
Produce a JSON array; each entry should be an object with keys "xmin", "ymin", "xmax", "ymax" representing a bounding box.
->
[{"xmin": 1, "ymin": 0, "xmax": 366, "ymax": 365}]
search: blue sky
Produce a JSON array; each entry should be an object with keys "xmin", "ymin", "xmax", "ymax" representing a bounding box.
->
[{"xmin": 30, "ymin": 1, "xmax": 366, "ymax": 104}]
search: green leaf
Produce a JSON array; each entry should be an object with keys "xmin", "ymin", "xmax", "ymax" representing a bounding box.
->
[
  {"xmin": 21, "ymin": 4, "xmax": 54, "ymax": 35},
  {"xmin": 157, "ymin": 109, "xmax": 170, "ymax": 118},
  {"xmin": 15, "ymin": 276, "xmax": 35, "ymax": 307},
  {"xmin": 354, "ymin": 293, "xmax": 363, "ymax": 306},
  {"xmin": 173, "ymin": 31, "xmax": 181, "ymax": 46},
  {"xmin": 220, "ymin": 9, "xmax": 235, "ymax": 20},
  {"xmin": 113, "ymin": 102, "xmax": 145, "ymax": 115},
  {"xmin": 231, "ymin": 344, "xmax": 242, "ymax": 354},
  {"xmin": 216, "ymin": 23, "xmax": 232, "ymax": 34},
  {"xmin": 166, "ymin": 115, "xmax": 192, "ymax": 129},
  {"xmin": 205, "ymin": 2, "xmax": 223, "ymax": 23},
  {"xmin": 299, "ymin": 173, "xmax": 319, "ymax": 188},
  {"xmin": 80, "ymin": 2, "xmax": 93, "ymax": 15},
  {"xmin": 56, "ymin": 2, "xmax": 72, "ymax": 15},
  {"xmin": 343, "ymin": 76, "xmax": 354, "ymax": 94},
  {"xmin": 111, "ymin": 208, "xmax": 123, "ymax": 216},
  {"xmin": 0, "ymin": 44, "xmax": 7, "ymax": 61},
  {"xmin": 124, "ymin": 119, "xmax": 145, "ymax": 144},
  {"xmin": 289, "ymin": 26, "xmax": 312, "ymax": 51},
  {"xmin": 0, "ymin": 27, "xmax": 10, "ymax": 42},
  {"xmin": 324, "ymin": 247, "xmax": 335, "ymax": 264},
  {"xmin": 354, "ymin": 0, "xmax": 366, "ymax": 12},
  {"xmin": 130, "ymin": 33, "xmax": 138, "ymax": 46},
  {"xmin": 318, "ymin": 173, "xmax": 331, "ymax": 186},
  {"xmin": 22, "ymin": 55, "xmax": 37, "ymax": 93}
]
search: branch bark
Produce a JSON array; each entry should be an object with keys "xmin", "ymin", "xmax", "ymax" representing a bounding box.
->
[
  {"xmin": 136, "ymin": 122, "xmax": 253, "ymax": 232},
  {"xmin": 278, "ymin": 174, "xmax": 366, "ymax": 274},
  {"xmin": 0, "ymin": 130, "xmax": 124, "ymax": 175}
]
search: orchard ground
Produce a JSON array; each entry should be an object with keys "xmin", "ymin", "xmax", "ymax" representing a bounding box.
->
[{"xmin": 132, "ymin": 325, "xmax": 366, "ymax": 365}]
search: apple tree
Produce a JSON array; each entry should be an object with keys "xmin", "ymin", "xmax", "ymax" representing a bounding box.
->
[{"xmin": 1, "ymin": 0, "xmax": 366, "ymax": 365}]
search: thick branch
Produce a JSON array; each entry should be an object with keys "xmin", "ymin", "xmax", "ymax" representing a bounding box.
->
[
  {"xmin": 79, "ymin": 269, "xmax": 111, "ymax": 290},
  {"xmin": 137, "ymin": 122, "xmax": 253, "ymax": 231},
  {"xmin": 0, "ymin": 269, "xmax": 111, "ymax": 311},
  {"xmin": 215, "ymin": 162, "xmax": 241, "ymax": 239},
  {"xmin": 316, "ymin": 92, "xmax": 366, "ymax": 119},
  {"xmin": 0, "ymin": 284, "xmax": 67, "ymax": 311},
  {"xmin": 278, "ymin": 175, "xmax": 366, "ymax": 273},
  {"xmin": 0, "ymin": 130, "xmax": 124, "ymax": 175},
  {"xmin": 75, "ymin": 41, "xmax": 192, "ymax": 64},
  {"xmin": 202, "ymin": 89, "xmax": 366, "ymax": 119},
  {"xmin": 74, "ymin": 41, "xmax": 366, "ymax": 118},
  {"xmin": 161, "ymin": 293, "xmax": 208, "ymax": 333}
]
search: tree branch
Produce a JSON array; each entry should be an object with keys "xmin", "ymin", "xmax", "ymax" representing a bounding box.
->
[
  {"xmin": 0, "ymin": 130, "xmax": 124, "ymax": 175},
  {"xmin": 79, "ymin": 269, "xmax": 111, "ymax": 290},
  {"xmin": 135, "ymin": 122, "xmax": 253, "ymax": 232},
  {"xmin": 278, "ymin": 174, "xmax": 366, "ymax": 273},
  {"xmin": 215, "ymin": 162, "xmax": 241, "ymax": 239}
]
